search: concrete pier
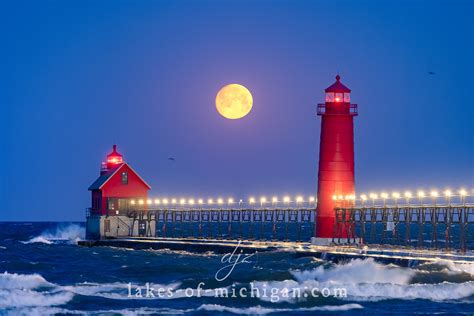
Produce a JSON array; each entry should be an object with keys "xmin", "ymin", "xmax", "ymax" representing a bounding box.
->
[{"xmin": 78, "ymin": 237, "xmax": 474, "ymax": 266}]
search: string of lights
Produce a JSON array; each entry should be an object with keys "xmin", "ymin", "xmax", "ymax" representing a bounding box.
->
[{"xmin": 128, "ymin": 188, "xmax": 472, "ymax": 208}]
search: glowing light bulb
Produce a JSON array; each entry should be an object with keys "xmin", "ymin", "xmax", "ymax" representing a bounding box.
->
[
  {"xmin": 228, "ymin": 198, "xmax": 234, "ymax": 204},
  {"xmin": 417, "ymin": 191, "xmax": 425, "ymax": 198},
  {"xmin": 249, "ymin": 197, "xmax": 256, "ymax": 204},
  {"xmin": 260, "ymin": 197, "xmax": 267, "ymax": 204},
  {"xmin": 147, "ymin": 199, "xmax": 152, "ymax": 205},
  {"xmin": 332, "ymin": 195, "xmax": 338, "ymax": 201},
  {"xmin": 208, "ymin": 198, "xmax": 214, "ymax": 204},
  {"xmin": 217, "ymin": 198, "xmax": 224, "ymax": 205},
  {"xmin": 198, "ymin": 199, "xmax": 204, "ymax": 205},
  {"xmin": 360, "ymin": 194, "xmax": 367, "ymax": 201},
  {"xmin": 130, "ymin": 200, "xmax": 136, "ymax": 205},
  {"xmin": 459, "ymin": 189, "xmax": 467, "ymax": 196},
  {"xmin": 163, "ymin": 199, "xmax": 169, "ymax": 205},
  {"xmin": 404, "ymin": 191, "xmax": 412, "ymax": 198},
  {"xmin": 154, "ymin": 199, "xmax": 160, "ymax": 205},
  {"xmin": 272, "ymin": 197, "xmax": 278, "ymax": 203},
  {"xmin": 392, "ymin": 192, "xmax": 400, "ymax": 199},
  {"xmin": 188, "ymin": 199, "xmax": 195, "ymax": 205},
  {"xmin": 430, "ymin": 191, "xmax": 439, "ymax": 198},
  {"xmin": 139, "ymin": 199, "xmax": 144, "ymax": 205},
  {"xmin": 381, "ymin": 193, "xmax": 388, "ymax": 199},
  {"xmin": 309, "ymin": 196, "xmax": 315, "ymax": 203},
  {"xmin": 180, "ymin": 199, "xmax": 186, "ymax": 205},
  {"xmin": 171, "ymin": 199, "xmax": 177, "ymax": 204},
  {"xmin": 296, "ymin": 196, "xmax": 303, "ymax": 203},
  {"xmin": 283, "ymin": 196, "xmax": 290, "ymax": 203},
  {"xmin": 369, "ymin": 193, "xmax": 378, "ymax": 200},
  {"xmin": 444, "ymin": 190, "xmax": 452, "ymax": 197}
]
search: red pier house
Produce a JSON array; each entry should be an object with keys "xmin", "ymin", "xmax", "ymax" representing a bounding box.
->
[
  {"xmin": 88, "ymin": 145, "xmax": 151, "ymax": 216},
  {"xmin": 313, "ymin": 75, "xmax": 358, "ymax": 245}
]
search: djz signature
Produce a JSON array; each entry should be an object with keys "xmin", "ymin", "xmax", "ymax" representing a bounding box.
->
[{"xmin": 215, "ymin": 240, "xmax": 256, "ymax": 282}]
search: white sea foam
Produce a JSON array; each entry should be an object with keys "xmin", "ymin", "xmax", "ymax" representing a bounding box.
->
[
  {"xmin": 0, "ymin": 271, "xmax": 185, "ymax": 309},
  {"xmin": 63, "ymin": 281, "xmax": 182, "ymax": 300},
  {"xmin": 432, "ymin": 260, "xmax": 474, "ymax": 276},
  {"xmin": 21, "ymin": 224, "xmax": 85, "ymax": 245},
  {"xmin": 197, "ymin": 303, "xmax": 363, "ymax": 314},
  {"xmin": 292, "ymin": 258, "xmax": 414, "ymax": 285},
  {"xmin": 0, "ymin": 272, "xmax": 72, "ymax": 308},
  {"xmin": 0, "ymin": 289, "xmax": 74, "ymax": 308},
  {"xmin": 0, "ymin": 271, "xmax": 53, "ymax": 289},
  {"xmin": 22, "ymin": 236, "xmax": 54, "ymax": 245},
  {"xmin": 252, "ymin": 258, "xmax": 474, "ymax": 303}
]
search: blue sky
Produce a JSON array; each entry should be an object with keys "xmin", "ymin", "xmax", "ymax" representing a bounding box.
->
[{"xmin": 0, "ymin": 0, "xmax": 473, "ymax": 221}]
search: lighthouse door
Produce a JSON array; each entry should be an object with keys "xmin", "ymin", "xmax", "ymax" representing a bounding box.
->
[{"xmin": 138, "ymin": 220, "xmax": 147, "ymax": 237}]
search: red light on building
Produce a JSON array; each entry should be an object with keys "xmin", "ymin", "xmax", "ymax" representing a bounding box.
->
[{"xmin": 106, "ymin": 145, "xmax": 123, "ymax": 168}]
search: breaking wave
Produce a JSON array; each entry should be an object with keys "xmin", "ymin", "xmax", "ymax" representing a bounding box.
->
[
  {"xmin": 21, "ymin": 224, "xmax": 85, "ymax": 245},
  {"xmin": 0, "ymin": 271, "xmax": 182, "ymax": 310},
  {"xmin": 252, "ymin": 258, "xmax": 474, "ymax": 303},
  {"xmin": 0, "ymin": 272, "xmax": 72, "ymax": 309},
  {"xmin": 3, "ymin": 259, "xmax": 474, "ymax": 312}
]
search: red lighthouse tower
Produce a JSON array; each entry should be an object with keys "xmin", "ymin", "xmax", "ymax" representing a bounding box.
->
[{"xmin": 313, "ymin": 75, "xmax": 358, "ymax": 244}]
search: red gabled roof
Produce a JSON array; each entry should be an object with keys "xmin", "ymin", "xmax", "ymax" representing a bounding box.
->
[
  {"xmin": 325, "ymin": 75, "xmax": 351, "ymax": 93},
  {"xmin": 88, "ymin": 163, "xmax": 151, "ymax": 191}
]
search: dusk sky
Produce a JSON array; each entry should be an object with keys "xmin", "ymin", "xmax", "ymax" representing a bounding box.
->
[{"xmin": 1, "ymin": 0, "xmax": 473, "ymax": 221}]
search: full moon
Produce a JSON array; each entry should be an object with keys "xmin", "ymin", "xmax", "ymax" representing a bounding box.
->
[{"xmin": 215, "ymin": 84, "xmax": 253, "ymax": 119}]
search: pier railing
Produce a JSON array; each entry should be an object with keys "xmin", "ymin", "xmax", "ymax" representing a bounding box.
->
[
  {"xmin": 317, "ymin": 103, "xmax": 358, "ymax": 116},
  {"xmin": 87, "ymin": 193, "xmax": 474, "ymax": 250},
  {"xmin": 334, "ymin": 204, "xmax": 474, "ymax": 251},
  {"xmin": 125, "ymin": 208, "xmax": 316, "ymax": 241}
]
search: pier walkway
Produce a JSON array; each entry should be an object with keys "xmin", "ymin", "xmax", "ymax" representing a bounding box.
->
[{"xmin": 78, "ymin": 236, "xmax": 474, "ymax": 266}]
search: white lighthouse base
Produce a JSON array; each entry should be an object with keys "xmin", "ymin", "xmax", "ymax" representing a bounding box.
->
[
  {"xmin": 311, "ymin": 237, "xmax": 363, "ymax": 246},
  {"xmin": 86, "ymin": 215, "xmax": 156, "ymax": 240}
]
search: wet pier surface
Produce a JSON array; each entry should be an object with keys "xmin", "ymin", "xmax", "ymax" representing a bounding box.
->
[{"xmin": 78, "ymin": 237, "xmax": 474, "ymax": 266}]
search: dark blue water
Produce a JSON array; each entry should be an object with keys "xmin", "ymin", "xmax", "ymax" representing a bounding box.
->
[{"xmin": 1, "ymin": 222, "xmax": 473, "ymax": 315}]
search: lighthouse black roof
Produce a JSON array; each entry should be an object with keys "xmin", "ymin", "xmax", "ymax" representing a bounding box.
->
[{"xmin": 325, "ymin": 75, "xmax": 351, "ymax": 93}]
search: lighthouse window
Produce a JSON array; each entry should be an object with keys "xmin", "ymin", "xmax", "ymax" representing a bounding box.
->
[
  {"xmin": 344, "ymin": 93, "xmax": 351, "ymax": 103},
  {"xmin": 121, "ymin": 172, "xmax": 128, "ymax": 185},
  {"xmin": 325, "ymin": 92, "xmax": 334, "ymax": 102},
  {"xmin": 335, "ymin": 93, "xmax": 343, "ymax": 102}
]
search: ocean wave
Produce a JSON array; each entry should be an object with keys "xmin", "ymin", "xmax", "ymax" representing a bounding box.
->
[
  {"xmin": 0, "ymin": 271, "xmax": 53, "ymax": 289},
  {"xmin": 432, "ymin": 260, "xmax": 474, "ymax": 276},
  {"xmin": 0, "ymin": 272, "xmax": 72, "ymax": 308},
  {"xmin": 0, "ymin": 289, "xmax": 74, "ymax": 309},
  {"xmin": 0, "ymin": 271, "xmax": 182, "ymax": 309},
  {"xmin": 63, "ymin": 281, "xmax": 182, "ymax": 300},
  {"xmin": 1, "ymin": 307, "xmax": 190, "ymax": 315},
  {"xmin": 21, "ymin": 224, "xmax": 85, "ymax": 245},
  {"xmin": 251, "ymin": 258, "xmax": 474, "ymax": 303},
  {"xmin": 197, "ymin": 303, "xmax": 363, "ymax": 314}
]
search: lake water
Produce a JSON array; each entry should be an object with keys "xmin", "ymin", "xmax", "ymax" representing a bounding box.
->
[{"xmin": 1, "ymin": 222, "xmax": 473, "ymax": 315}]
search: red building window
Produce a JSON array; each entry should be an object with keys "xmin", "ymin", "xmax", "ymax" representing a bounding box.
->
[{"xmin": 121, "ymin": 172, "xmax": 128, "ymax": 185}]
